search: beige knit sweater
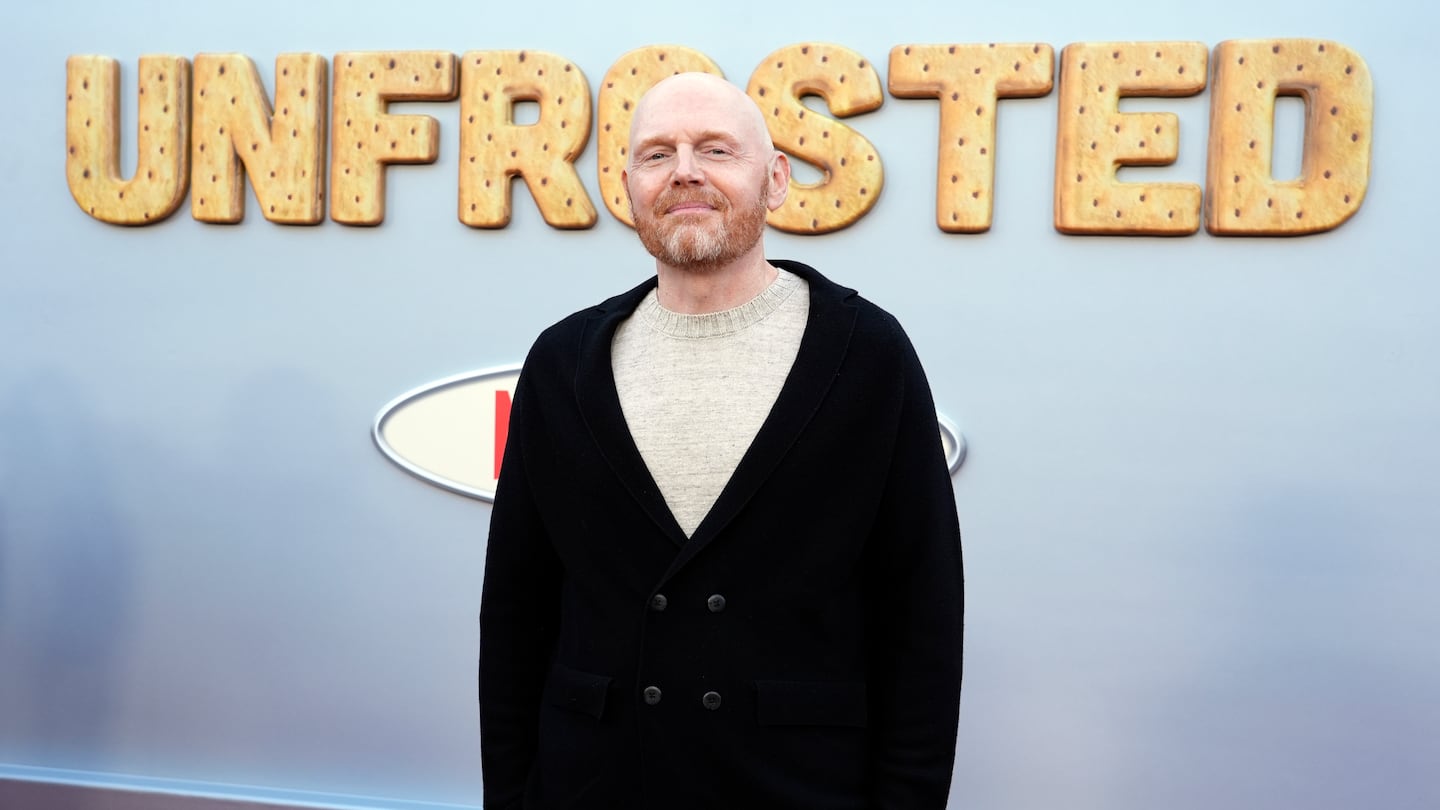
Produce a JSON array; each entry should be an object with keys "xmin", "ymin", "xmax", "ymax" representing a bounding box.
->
[{"xmin": 611, "ymin": 269, "xmax": 809, "ymax": 537}]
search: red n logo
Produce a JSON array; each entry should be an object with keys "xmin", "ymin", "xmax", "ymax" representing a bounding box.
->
[{"xmin": 494, "ymin": 390, "xmax": 512, "ymax": 479}]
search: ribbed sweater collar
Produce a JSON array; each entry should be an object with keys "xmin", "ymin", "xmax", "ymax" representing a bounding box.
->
[{"xmin": 636, "ymin": 269, "xmax": 801, "ymax": 339}]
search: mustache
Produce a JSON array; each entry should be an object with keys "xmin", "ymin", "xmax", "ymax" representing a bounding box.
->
[{"xmin": 652, "ymin": 187, "xmax": 730, "ymax": 216}]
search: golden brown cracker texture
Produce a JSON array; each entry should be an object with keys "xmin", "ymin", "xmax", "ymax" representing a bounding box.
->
[
  {"xmin": 1205, "ymin": 39, "xmax": 1372, "ymax": 235},
  {"xmin": 330, "ymin": 51, "xmax": 457, "ymax": 226},
  {"xmin": 66, "ymin": 54, "xmax": 190, "ymax": 225},
  {"xmin": 748, "ymin": 43, "xmax": 884, "ymax": 234},
  {"xmin": 1054, "ymin": 42, "xmax": 1207, "ymax": 235},
  {"xmin": 191, "ymin": 53, "xmax": 327, "ymax": 224},
  {"xmin": 458, "ymin": 50, "xmax": 596, "ymax": 229},
  {"xmin": 889, "ymin": 43, "xmax": 1053, "ymax": 233}
]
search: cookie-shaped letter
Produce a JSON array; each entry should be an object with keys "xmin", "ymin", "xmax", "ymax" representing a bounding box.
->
[
  {"xmin": 331, "ymin": 51, "xmax": 457, "ymax": 226},
  {"xmin": 191, "ymin": 53, "xmax": 327, "ymax": 224},
  {"xmin": 66, "ymin": 55, "xmax": 190, "ymax": 225},
  {"xmin": 1054, "ymin": 42, "xmax": 1207, "ymax": 235},
  {"xmin": 748, "ymin": 44, "xmax": 884, "ymax": 234},
  {"xmin": 889, "ymin": 43, "xmax": 1053, "ymax": 233},
  {"xmin": 1205, "ymin": 39, "xmax": 1372, "ymax": 235},
  {"xmin": 458, "ymin": 50, "xmax": 596, "ymax": 229}
]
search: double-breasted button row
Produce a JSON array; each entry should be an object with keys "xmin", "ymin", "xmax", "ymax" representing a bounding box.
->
[
  {"xmin": 640, "ymin": 686, "xmax": 723, "ymax": 710},
  {"xmin": 647, "ymin": 593, "xmax": 726, "ymax": 612}
]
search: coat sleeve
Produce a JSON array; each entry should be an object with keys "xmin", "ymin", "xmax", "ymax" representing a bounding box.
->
[
  {"xmin": 479, "ymin": 371, "xmax": 563, "ymax": 810},
  {"xmin": 865, "ymin": 326, "xmax": 965, "ymax": 809}
]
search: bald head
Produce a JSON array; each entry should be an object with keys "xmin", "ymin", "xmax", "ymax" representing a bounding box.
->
[
  {"xmin": 621, "ymin": 71, "xmax": 791, "ymax": 283},
  {"xmin": 627, "ymin": 73, "xmax": 776, "ymax": 166}
]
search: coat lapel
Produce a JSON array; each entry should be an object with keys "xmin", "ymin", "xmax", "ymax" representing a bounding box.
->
[
  {"xmin": 662, "ymin": 261, "xmax": 858, "ymax": 580},
  {"xmin": 573, "ymin": 278, "xmax": 690, "ymax": 547},
  {"xmin": 572, "ymin": 262, "xmax": 859, "ymax": 568}
]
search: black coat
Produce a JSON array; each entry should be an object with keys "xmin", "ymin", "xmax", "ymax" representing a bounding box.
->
[{"xmin": 480, "ymin": 260, "xmax": 964, "ymax": 809}]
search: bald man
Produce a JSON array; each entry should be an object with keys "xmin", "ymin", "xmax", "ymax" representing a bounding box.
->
[{"xmin": 479, "ymin": 73, "xmax": 964, "ymax": 809}]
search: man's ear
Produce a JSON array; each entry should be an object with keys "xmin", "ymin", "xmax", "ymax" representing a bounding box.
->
[
  {"xmin": 621, "ymin": 171, "xmax": 637, "ymax": 220},
  {"xmin": 766, "ymin": 152, "xmax": 790, "ymax": 211}
]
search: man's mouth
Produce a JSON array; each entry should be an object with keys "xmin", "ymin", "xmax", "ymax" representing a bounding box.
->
[
  {"xmin": 665, "ymin": 201, "xmax": 716, "ymax": 214},
  {"xmin": 656, "ymin": 189, "xmax": 726, "ymax": 217}
]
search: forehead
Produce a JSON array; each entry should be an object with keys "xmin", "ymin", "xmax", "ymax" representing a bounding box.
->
[{"xmin": 630, "ymin": 78, "xmax": 767, "ymax": 147}]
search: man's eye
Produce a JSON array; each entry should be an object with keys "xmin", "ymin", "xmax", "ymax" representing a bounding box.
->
[{"xmin": 645, "ymin": 152, "xmax": 669, "ymax": 161}]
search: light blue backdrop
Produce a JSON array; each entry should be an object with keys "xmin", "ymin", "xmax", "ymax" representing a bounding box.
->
[{"xmin": 2, "ymin": 1, "xmax": 1436, "ymax": 808}]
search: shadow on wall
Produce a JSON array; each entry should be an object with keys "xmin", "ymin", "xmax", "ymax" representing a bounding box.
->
[
  {"xmin": 0, "ymin": 371, "xmax": 134, "ymax": 766},
  {"xmin": 1137, "ymin": 485, "xmax": 1440, "ymax": 810},
  {"xmin": 0, "ymin": 359, "xmax": 485, "ymax": 802}
]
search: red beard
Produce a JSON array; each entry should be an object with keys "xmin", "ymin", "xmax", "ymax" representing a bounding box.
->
[{"xmin": 634, "ymin": 184, "xmax": 768, "ymax": 271}]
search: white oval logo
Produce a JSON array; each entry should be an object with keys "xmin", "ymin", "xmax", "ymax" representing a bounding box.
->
[{"xmin": 373, "ymin": 365, "xmax": 966, "ymax": 502}]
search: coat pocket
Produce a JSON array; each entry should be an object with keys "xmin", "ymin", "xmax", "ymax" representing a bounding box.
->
[
  {"xmin": 754, "ymin": 679, "xmax": 868, "ymax": 728},
  {"xmin": 543, "ymin": 664, "xmax": 612, "ymax": 720}
]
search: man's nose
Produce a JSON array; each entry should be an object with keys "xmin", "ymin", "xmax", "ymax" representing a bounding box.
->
[{"xmin": 671, "ymin": 146, "xmax": 704, "ymax": 185}]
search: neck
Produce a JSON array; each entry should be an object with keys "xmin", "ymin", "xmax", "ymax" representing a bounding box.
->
[{"xmin": 653, "ymin": 245, "xmax": 777, "ymax": 314}]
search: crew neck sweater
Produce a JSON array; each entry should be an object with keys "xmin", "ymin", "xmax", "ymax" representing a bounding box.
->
[{"xmin": 611, "ymin": 268, "xmax": 810, "ymax": 537}]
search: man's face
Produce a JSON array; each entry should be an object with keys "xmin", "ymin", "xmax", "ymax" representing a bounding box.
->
[{"xmin": 623, "ymin": 76, "xmax": 788, "ymax": 271}]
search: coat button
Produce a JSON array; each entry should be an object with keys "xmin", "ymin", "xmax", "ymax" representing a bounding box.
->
[
  {"xmin": 706, "ymin": 594, "xmax": 726, "ymax": 613},
  {"xmin": 649, "ymin": 593, "xmax": 668, "ymax": 612},
  {"xmin": 702, "ymin": 691, "xmax": 722, "ymax": 710},
  {"xmin": 643, "ymin": 686, "xmax": 662, "ymax": 705}
]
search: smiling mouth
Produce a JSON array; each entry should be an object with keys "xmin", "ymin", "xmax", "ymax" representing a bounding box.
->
[{"xmin": 666, "ymin": 202, "xmax": 715, "ymax": 214}]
